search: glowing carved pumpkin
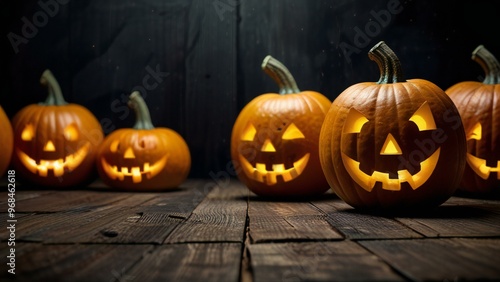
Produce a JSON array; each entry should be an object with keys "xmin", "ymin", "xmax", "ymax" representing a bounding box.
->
[
  {"xmin": 11, "ymin": 70, "xmax": 103, "ymax": 187},
  {"xmin": 96, "ymin": 91, "xmax": 191, "ymax": 190},
  {"xmin": 0, "ymin": 105, "xmax": 13, "ymax": 176},
  {"xmin": 447, "ymin": 45, "xmax": 500, "ymax": 193},
  {"xmin": 231, "ymin": 55, "xmax": 331, "ymax": 197},
  {"xmin": 319, "ymin": 41, "xmax": 466, "ymax": 209}
]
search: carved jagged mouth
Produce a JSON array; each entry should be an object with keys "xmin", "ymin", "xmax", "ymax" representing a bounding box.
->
[
  {"xmin": 101, "ymin": 155, "xmax": 168, "ymax": 183},
  {"xmin": 466, "ymin": 153, "xmax": 500, "ymax": 180},
  {"xmin": 341, "ymin": 148, "xmax": 440, "ymax": 192},
  {"xmin": 17, "ymin": 143, "xmax": 91, "ymax": 177},
  {"xmin": 239, "ymin": 153, "xmax": 310, "ymax": 185}
]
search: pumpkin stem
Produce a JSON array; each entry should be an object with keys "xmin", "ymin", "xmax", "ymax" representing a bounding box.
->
[
  {"xmin": 472, "ymin": 45, "xmax": 500, "ymax": 85},
  {"xmin": 261, "ymin": 55, "xmax": 300, "ymax": 94},
  {"xmin": 40, "ymin": 69, "xmax": 68, "ymax": 105},
  {"xmin": 128, "ymin": 91, "xmax": 155, "ymax": 130},
  {"xmin": 368, "ymin": 41, "xmax": 405, "ymax": 84}
]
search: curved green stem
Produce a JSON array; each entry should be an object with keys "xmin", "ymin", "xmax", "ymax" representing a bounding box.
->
[
  {"xmin": 261, "ymin": 55, "xmax": 300, "ymax": 94},
  {"xmin": 40, "ymin": 69, "xmax": 68, "ymax": 105},
  {"xmin": 472, "ymin": 45, "xmax": 500, "ymax": 85},
  {"xmin": 368, "ymin": 41, "xmax": 405, "ymax": 84},
  {"xmin": 128, "ymin": 91, "xmax": 155, "ymax": 130}
]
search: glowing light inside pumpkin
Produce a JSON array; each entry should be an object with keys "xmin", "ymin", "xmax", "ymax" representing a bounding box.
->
[
  {"xmin": 282, "ymin": 123, "xmax": 305, "ymax": 139},
  {"xmin": 63, "ymin": 124, "xmax": 79, "ymax": 141},
  {"xmin": 17, "ymin": 143, "xmax": 91, "ymax": 177},
  {"xmin": 238, "ymin": 121, "xmax": 310, "ymax": 185},
  {"xmin": 467, "ymin": 122, "xmax": 482, "ymax": 140},
  {"xmin": 239, "ymin": 153, "xmax": 310, "ymax": 185},
  {"xmin": 44, "ymin": 141, "xmax": 56, "ymax": 152},
  {"xmin": 465, "ymin": 122, "xmax": 499, "ymax": 179},
  {"xmin": 21, "ymin": 124, "xmax": 34, "ymax": 141},
  {"xmin": 380, "ymin": 134, "xmax": 402, "ymax": 155},
  {"xmin": 342, "ymin": 149, "xmax": 440, "ymax": 191},
  {"xmin": 261, "ymin": 139, "xmax": 276, "ymax": 152},
  {"xmin": 124, "ymin": 147, "xmax": 136, "ymax": 159},
  {"xmin": 101, "ymin": 155, "xmax": 168, "ymax": 183},
  {"xmin": 409, "ymin": 102, "xmax": 436, "ymax": 131},
  {"xmin": 341, "ymin": 104, "xmax": 441, "ymax": 191},
  {"xmin": 242, "ymin": 123, "xmax": 257, "ymax": 141}
]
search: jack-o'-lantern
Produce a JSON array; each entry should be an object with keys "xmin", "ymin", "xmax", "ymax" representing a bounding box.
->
[
  {"xmin": 447, "ymin": 45, "xmax": 500, "ymax": 193},
  {"xmin": 11, "ymin": 70, "xmax": 103, "ymax": 187},
  {"xmin": 96, "ymin": 91, "xmax": 191, "ymax": 190},
  {"xmin": 0, "ymin": 105, "xmax": 13, "ymax": 176},
  {"xmin": 319, "ymin": 41, "xmax": 466, "ymax": 210},
  {"xmin": 231, "ymin": 55, "xmax": 331, "ymax": 197}
]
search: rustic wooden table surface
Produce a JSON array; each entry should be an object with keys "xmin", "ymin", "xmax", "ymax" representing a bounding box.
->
[{"xmin": 1, "ymin": 178, "xmax": 500, "ymax": 282}]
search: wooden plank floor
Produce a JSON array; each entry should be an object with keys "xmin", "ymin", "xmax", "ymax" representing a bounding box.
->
[{"xmin": 1, "ymin": 179, "xmax": 500, "ymax": 282}]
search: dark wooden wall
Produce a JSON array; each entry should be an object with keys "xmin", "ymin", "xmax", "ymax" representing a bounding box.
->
[{"xmin": 2, "ymin": 0, "xmax": 499, "ymax": 178}]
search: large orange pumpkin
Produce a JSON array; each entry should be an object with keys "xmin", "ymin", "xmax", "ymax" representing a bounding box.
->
[
  {"xmin": 11, "ymin": 70, "xmax": 103, "ymax": 187},
  {"xmin": 319, "ymin": 41, "xmax": 466, "ymax": 210},
  {"xmin": 96, "ymin": 91, "xmax": 191, "ymax": 190},
  {"xmin": 231, "ymin": 55, "xmax": 331, "ymax": 197},
  {"xmin": 0, "ymin": 105, "xmax": 13, "ymax": 176},
  {"xmin": 446, "ymin": 45, "xmax": 500, "ymax": 193}
]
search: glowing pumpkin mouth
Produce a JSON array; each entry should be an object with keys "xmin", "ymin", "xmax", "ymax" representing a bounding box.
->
[
  {"xmin": 466, "ymin": 153, "xmax": 500, "ymax": 180},
  {"xmin": 239, "ymin": 153, "xmax": 310, "ymax": 185},
  {"xmin": 341, "ymin": 148, "xmax": 440, "ymax": 192},
  {"xmin": 101, "ymin": 155, "xmax": 168, "ymax": 183},
  {"xmin": 17, "ymin": 143, "xmax": 91, "ymax": 177}
]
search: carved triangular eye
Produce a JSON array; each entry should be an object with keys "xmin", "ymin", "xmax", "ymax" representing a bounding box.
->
[
  {"xmin": 343, "ymin": 108, "xmax": 369, "ymax": 134},
  {"xmin": 467, "ymin": 122, "xmax": 482, "ymax": 140},
  {"xmin": 64, "ymin": 123, "xmax": 79, "ymax": 141},
  {"xmin": 21, "ymin": 124, "xmax": 35, "ymax": 141},
  {"xmin": 409, "ymin": 102, "xmax": 436, "ymax": 131},
  {"xmin": 110, "ymin": 140, "xmax": 120, "ymax": 152},
  {"xmin": 282, "ymin": 123, "xmax": 305, "ymax": 140},
  {"xmin": 242, "ymin": 123, "xmax": 257, "ymax": 141}
]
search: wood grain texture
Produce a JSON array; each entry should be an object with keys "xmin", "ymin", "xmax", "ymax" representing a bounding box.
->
[
  {"xmin": 165, "ymin": 181, "xmax": 249, "ymax": 243},
  {"xmin": 127, "ymin": 243, "xmax": 242, "ymax": 282},
  {"xmin": 313, "ymin": 199, "xmax": 423, "ymax": 239},
  {"xmin": 248, "ymin": 197, "xmax": 343, "ymax": 242},
  {"xmin": 248, "ymin": 241, "xmax": 404, "ymax": 282},
  {"xmin": 0, "ymin": 243, "xmax": 153, "ymax": 282},
  {"xmin": 360, "ymin": 238, "xmax": 500, "ymax": 281}
]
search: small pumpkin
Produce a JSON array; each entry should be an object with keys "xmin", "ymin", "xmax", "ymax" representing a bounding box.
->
[
  {"xmin": 96, "ymin": 91, "xmax": 191, "ymax": 190},
  {"xmin": 319, "ymin": 41, "xmax": 466, "ymax": 210},
  {"xmin": 231, "ymin": 55, "xmax": 331, "ymax": 197},
  {"xmin": 446, "ymin": 45, "xmax": 500, "ymax": 193},
  {"xmin": 0, "ymin": 105, "xmax": 13, "ymax": 176},
  {"xmin": 11, "ymin": 70, "xmax": 103, "ymax": 187}
]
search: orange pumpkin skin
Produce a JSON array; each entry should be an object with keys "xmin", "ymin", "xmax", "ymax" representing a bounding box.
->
[
  {"xmin": 96, "ymin": 92, "xmax": 191, "ymax": 190},
  {"xmin": 0, "ymin": 105, "xmax": 14, "ymax": 176},
  {"xmin": 231, "ymin": 56, "xmax": 331, "ymax": 197},
  {"xmin": 446, "ymin": 45, "xmax": 500, "ymax": 193},
  {"xmin": 11, "ymin": 70, "xmax": 103, "ymax": 187},
  {"xmin": 319, "ymin": 42, "xmax": 466, "ymax": 210}
]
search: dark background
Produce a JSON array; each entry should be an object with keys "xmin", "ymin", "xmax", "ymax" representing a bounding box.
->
[{"xmin": 1, "ymin": 0, "xmax": 499, "ymax": 179}]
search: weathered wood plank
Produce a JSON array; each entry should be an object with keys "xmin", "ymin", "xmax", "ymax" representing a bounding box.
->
[
  {"xmin": 395, "ymin": 203, "xmax": 500, "ymax": 237},
  {"xmin": 69, "ymin": 180, "xmax": 213, "ymax": 243},
  {"xmin": 165, "ymin": 181, "xmax": 248, "ymax": 243},
  {"xmin": 360, "ymin": 238, "xmax": 500, "ymax": 281},
  {"xmin": 0, "ymin": 243, "xmax": 154, "ymax": 282},
  {"xmin": 312, "ymin": 198, "xmax": 424, "ymax": 239},
  {"xmin": 248, "ymin": 241, "xmax": 404, "ymax": 282},
  {"xmin": 248, "ymin": 197, "xmax": 343, "ymax": 242},
  {"xmin": 127, "ymin": 243, "xmax": 242, "ymax": 282}
]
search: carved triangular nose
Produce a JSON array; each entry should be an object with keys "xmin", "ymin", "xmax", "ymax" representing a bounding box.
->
[
  {"xmin": 44, "ymin": 141, "xmax": 56, "ymax": 152},
  {"xmin": 124, "ymin": 147, "xmax": 136, "ymax": 159},
  {"xmin": 261, "ymin": 138, "xmax": 276, "ymax": 152},
  {"xmin": 380, "ymin": 133, "xmax": 402, "ymax": 155}
]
